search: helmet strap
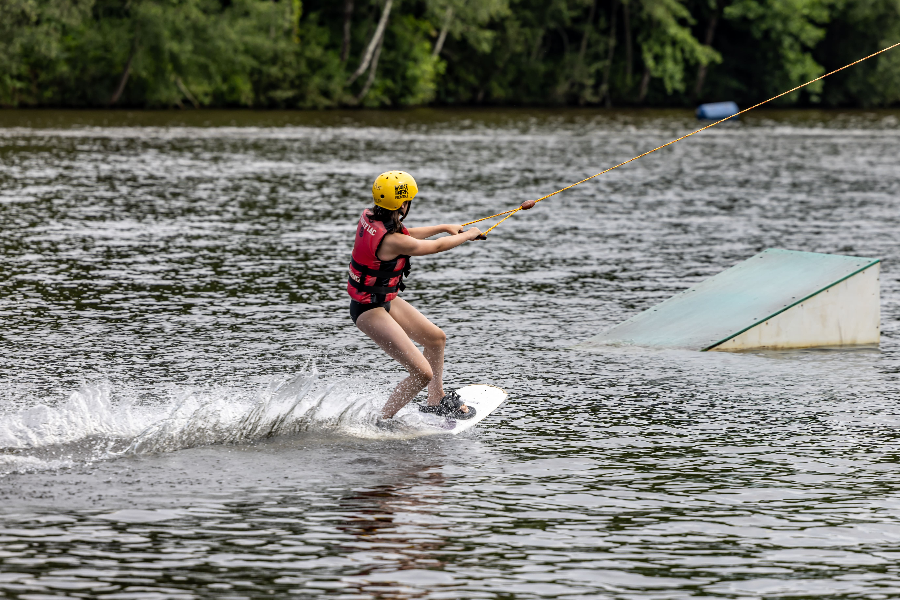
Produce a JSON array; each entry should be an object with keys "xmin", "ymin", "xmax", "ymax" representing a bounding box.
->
[{"xmin": 399, "ymin": 201, "xmax": 411, "ymax": 222}]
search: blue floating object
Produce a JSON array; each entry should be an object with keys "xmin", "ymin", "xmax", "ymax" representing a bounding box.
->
[{"xmin": 696, "ymin": 101, "xmax": 739, "ymax": 120}]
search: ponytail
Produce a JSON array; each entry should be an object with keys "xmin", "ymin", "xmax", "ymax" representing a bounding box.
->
[{"xmin": 372, "ymin": 204, "xmax": 405, "ymax": 233}]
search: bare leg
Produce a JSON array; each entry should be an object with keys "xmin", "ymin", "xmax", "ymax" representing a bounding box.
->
[
  {"xmin": 356, "ymin": 306, "xmax": 433, "ymax": 419},
  {"xmin": 379, "ymin": 298, "xmax": 469, "ymax": 414},
  {"xmin": 355, "ymin": 300, "xmax": 469, "ymax": 418},
  {"xmin": 386, "ymin": 298, "xmax": 446, "ymax": 405},
  {"xmin": 423, "ymin": 343, "xmax": 444, "ymax": 405}
]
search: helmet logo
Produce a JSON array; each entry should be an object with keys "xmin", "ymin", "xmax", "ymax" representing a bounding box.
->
[{"xmin": 395, "ymin": 183, "xmax": 409, "ymax": 200}]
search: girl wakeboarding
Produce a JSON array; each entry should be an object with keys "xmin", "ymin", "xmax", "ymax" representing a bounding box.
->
[{"xmin": 347, "ymin": 171, "xmax": 484, "ymax": 423}]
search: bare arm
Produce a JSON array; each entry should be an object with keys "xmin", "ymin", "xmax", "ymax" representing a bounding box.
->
[
  {"xmin": 378, "ymin": 227, "xmax": 484, "ymax": 261},
  {"xmin": 406, "ymin": 224, "xmax": 460, "ymax": 239}
]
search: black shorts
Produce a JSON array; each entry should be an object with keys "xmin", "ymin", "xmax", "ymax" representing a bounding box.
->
[{"xmin": 350, "ymin": 300, "xmax": 391, "ymax": 324}]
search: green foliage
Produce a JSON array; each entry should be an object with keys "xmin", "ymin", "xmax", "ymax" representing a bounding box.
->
[
  {"xmin": 0, "ymin": 0, "xmax": 96, "ymax": 106},
  {"xmin": 426, "ymin": 0, "xmax": 509, "ymax": 54},
  {"xmin": 638, "ymin": 0, "xmax": 721, "ymax": 95},
  {"xmin": 0, "ymin": 0, "xmax": 897, "ymax": 108},
  {"xmin": 352, "ymin": 13, "xmax": 443, "ymax": 106},
  {"xmin": 723, "ymin": 0, "xmax": 830, "ymax": 101},
  {"xmin": 817, "ymin": 0, "xmax": 900, "ymax": 106}
]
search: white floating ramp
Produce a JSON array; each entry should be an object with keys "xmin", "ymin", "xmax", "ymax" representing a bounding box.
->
[{"xmin": 583, "ymin": 249, "xmax": 880, "ymax": 351}]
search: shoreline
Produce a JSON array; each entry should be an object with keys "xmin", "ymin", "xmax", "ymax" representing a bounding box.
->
[{"xmin": 1, "ymin": 106, "xmax": 899, "ymax": 130}]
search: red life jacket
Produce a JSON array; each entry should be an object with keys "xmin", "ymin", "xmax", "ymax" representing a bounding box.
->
[{"xmin": 347, "ymin": 209, "xmax": 411, "ymax": 304}]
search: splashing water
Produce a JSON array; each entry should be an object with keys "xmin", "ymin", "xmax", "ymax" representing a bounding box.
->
[
  {"xmin": 0, "ymin": 371, "xmax": 445, "ymax": 475},
  {"xmin": 0, "ymin": 383, "xmax": 149, "ymax": 451}
]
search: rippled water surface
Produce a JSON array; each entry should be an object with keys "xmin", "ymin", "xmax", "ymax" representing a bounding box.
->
[{"xmin": 1, "ymin": 108, "xmax": 899, "ymax": 599}]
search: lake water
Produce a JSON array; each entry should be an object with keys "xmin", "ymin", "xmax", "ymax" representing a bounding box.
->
[{"xmin": 1, "ymin": 108, "xmax": 899, "ymax": 599}]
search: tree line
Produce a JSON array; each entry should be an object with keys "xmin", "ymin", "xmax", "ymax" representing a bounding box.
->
[{"xmin": 1, "ymin": 0, "xmax": 898, "ymax": 109}]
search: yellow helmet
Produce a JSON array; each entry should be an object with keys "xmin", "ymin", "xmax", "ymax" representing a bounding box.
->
[{"xmin": 372, "ymin": 171, "xmax": 418, "ymax": 211}]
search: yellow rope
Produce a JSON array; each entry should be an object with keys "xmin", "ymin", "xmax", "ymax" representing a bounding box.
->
[{"xmin": 465, "ymin": 42, "xmax": 900, "ymax": 235}]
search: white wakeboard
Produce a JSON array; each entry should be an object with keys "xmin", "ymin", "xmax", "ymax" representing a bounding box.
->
[{"xmin": 410, "ymin": 384, "xmax": 507, "ymax": 435}]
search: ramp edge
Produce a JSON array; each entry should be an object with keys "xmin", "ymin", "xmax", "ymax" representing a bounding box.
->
[{"xmin": 702, "ymin": 258, "xmax": 881, "ymax": 351}]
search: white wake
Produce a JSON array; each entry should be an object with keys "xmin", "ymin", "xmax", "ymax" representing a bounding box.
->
[{"xmin": 0, "ymin": 371, "xmax": 411, "ymax": 475}]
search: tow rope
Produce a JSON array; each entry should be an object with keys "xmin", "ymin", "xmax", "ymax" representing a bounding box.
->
[{"xmin": 464, "ymin": 42, "xmax": 900, "ymax": 236}]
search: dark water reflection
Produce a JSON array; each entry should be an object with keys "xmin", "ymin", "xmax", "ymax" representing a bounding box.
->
[{"xmin": 0, "ymin": 108, "xmax": 899, "ymax": 598}]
